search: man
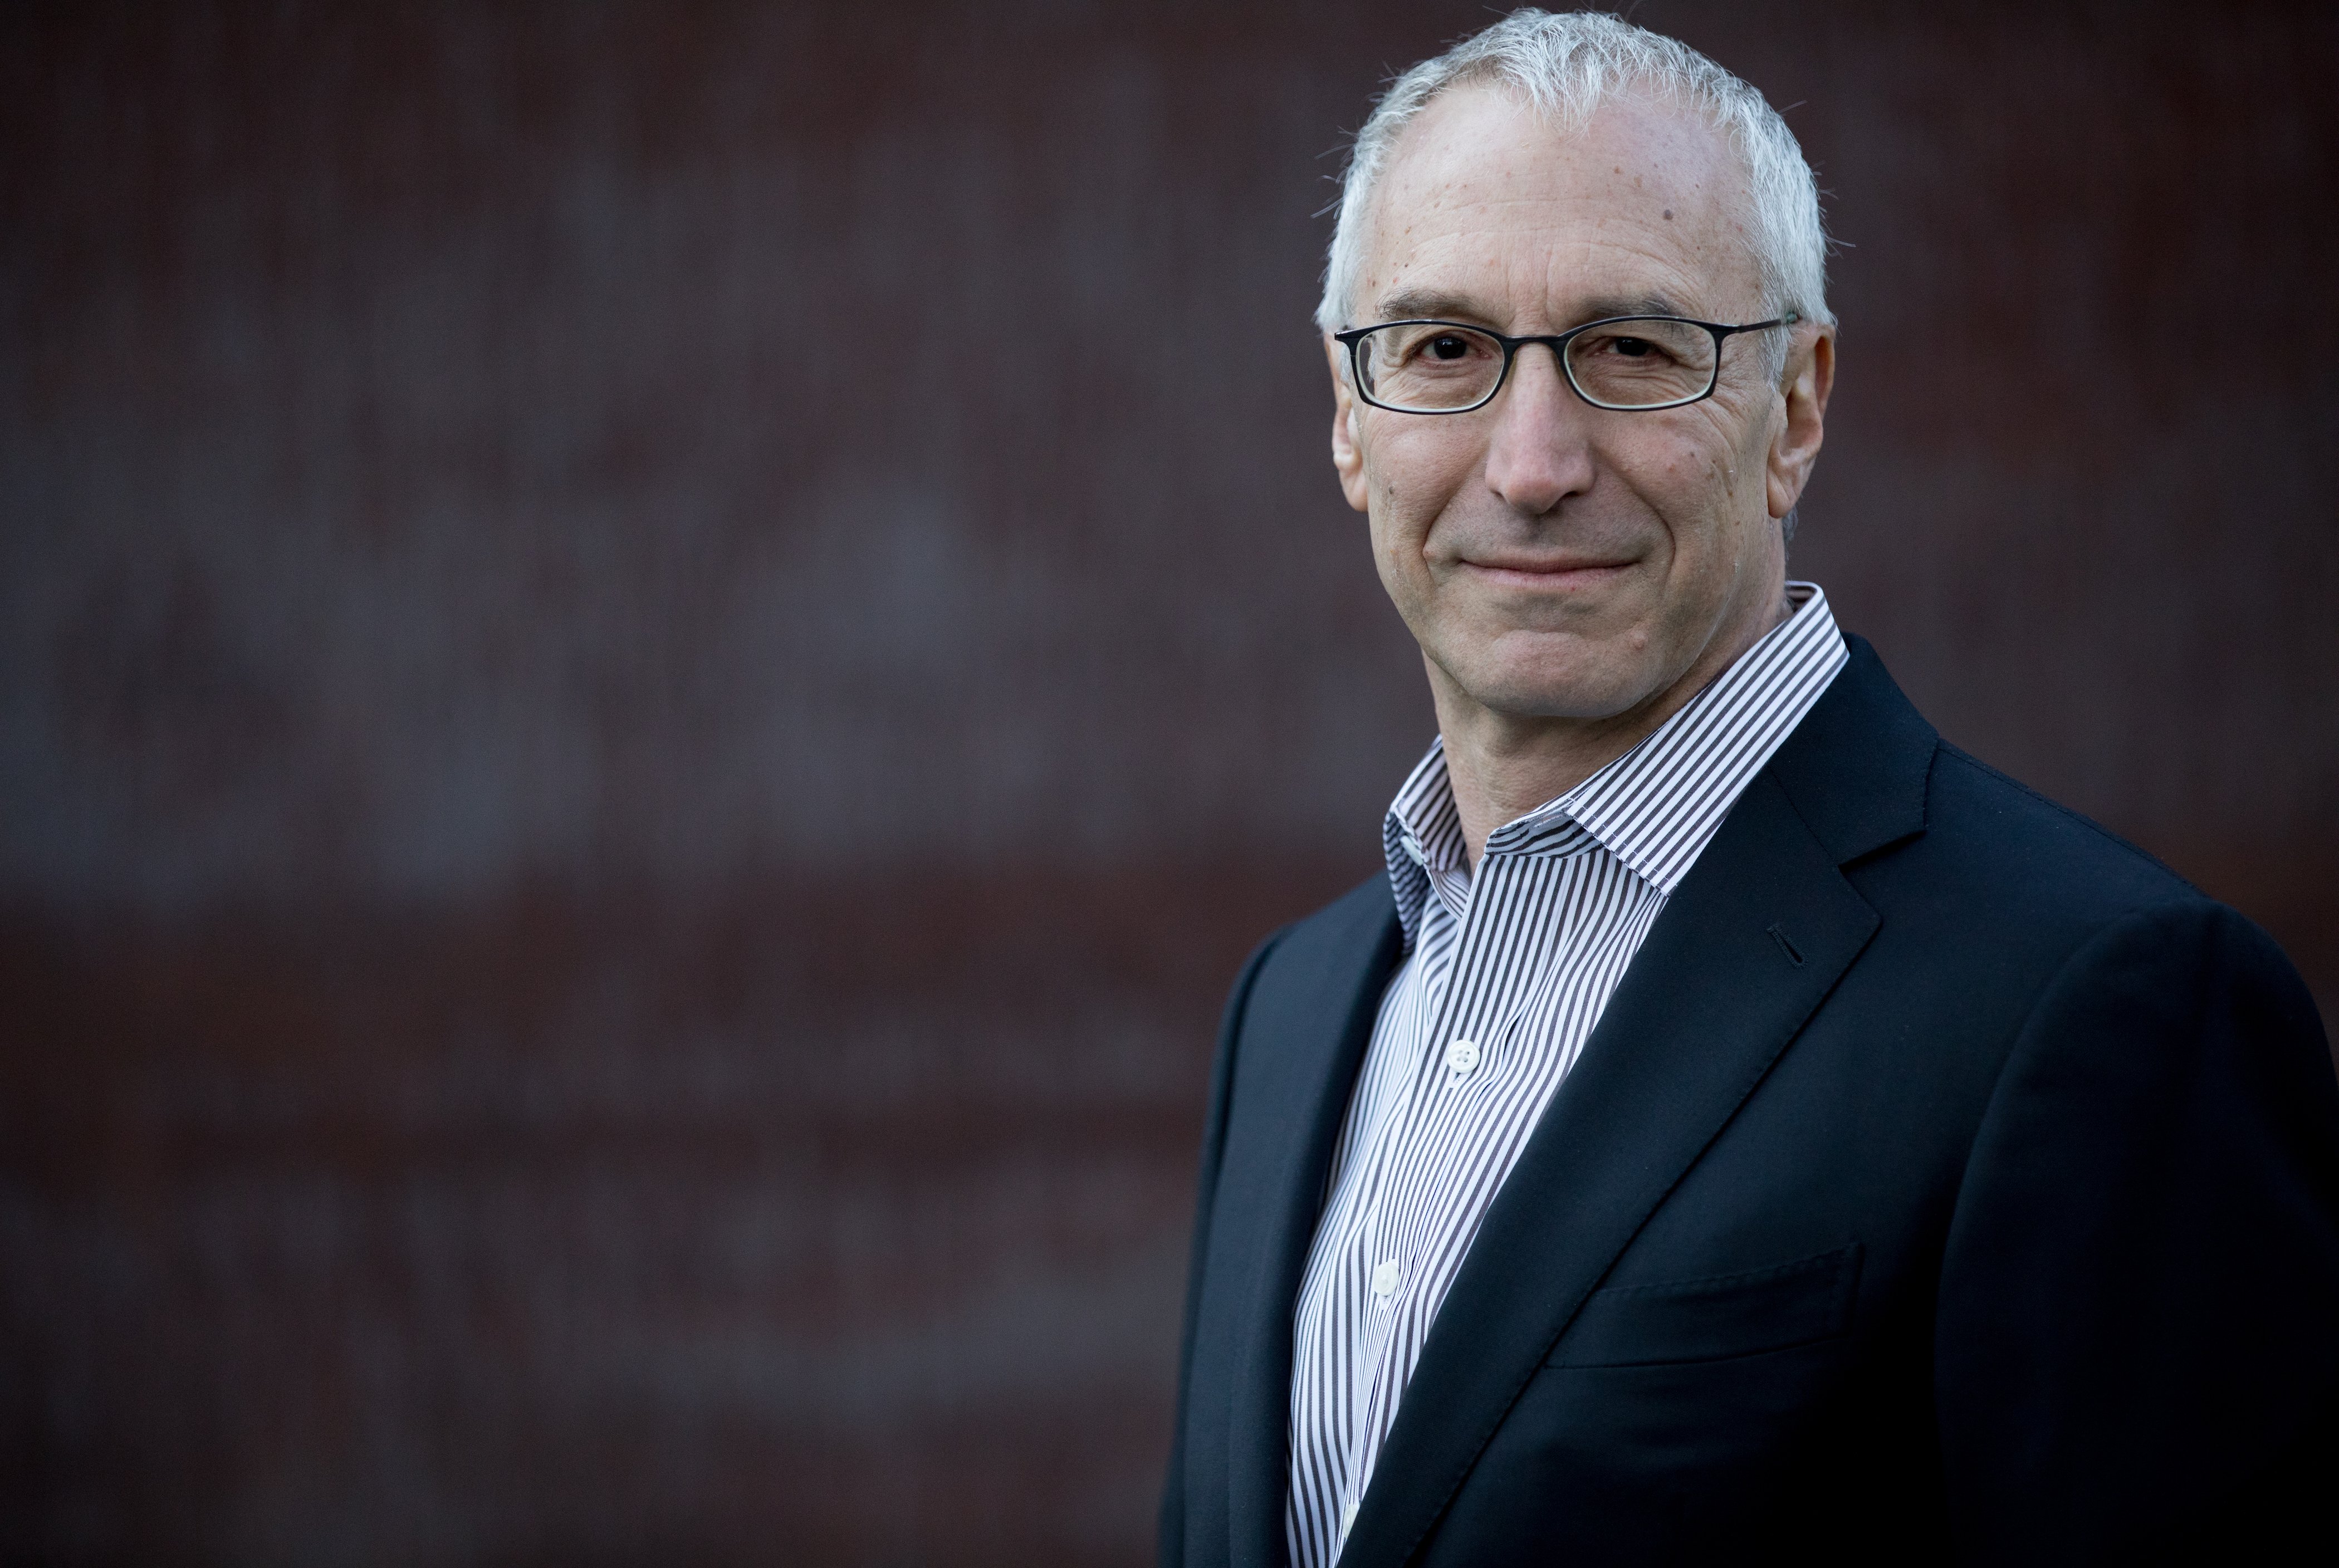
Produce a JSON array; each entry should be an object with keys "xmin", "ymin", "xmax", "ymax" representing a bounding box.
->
[{"xmin": 1158, "ymin": 11, "xmax": 2339, "ymax": 1566}]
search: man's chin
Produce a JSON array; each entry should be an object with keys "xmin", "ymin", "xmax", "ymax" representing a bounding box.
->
[
  {"xmin": 1431, "ymin": 625, "xmax": 1671, "ymax": 721},
  {"xmin": 1450, "ymin": 658, "xmax": 1663, "ymax": 724}
]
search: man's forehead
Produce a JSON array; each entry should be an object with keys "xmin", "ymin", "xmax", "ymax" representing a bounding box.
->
[
  {"xmin": 1358, "ymin": 82, "xmax": 1755, "ymax": 322},
  {"xmin": 1377, "ymin": 82, "xmax": 1737, "ymax": 219}
]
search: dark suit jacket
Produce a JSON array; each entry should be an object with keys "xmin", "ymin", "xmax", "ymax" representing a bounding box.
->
[{"xmin": 1160, "ymin": 638, "xmax": 2339, "ymax": 1566}]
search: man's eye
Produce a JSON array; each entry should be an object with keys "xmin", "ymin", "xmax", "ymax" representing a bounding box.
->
[
  {"xmin": 1427, "ymin": 335, "xmax": 1471, "ymax": 360},
  {"xmin": 1611, "ymin": 337, "xmax": 1655, "ymax": 357}
]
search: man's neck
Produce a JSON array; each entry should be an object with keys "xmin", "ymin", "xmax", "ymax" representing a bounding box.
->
[{"xmin": 1432, "ymin": 589, "xmax": 1794, "ymax": 870}]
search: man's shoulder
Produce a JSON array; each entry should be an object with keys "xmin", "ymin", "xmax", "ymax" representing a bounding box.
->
[
  {"xmin": 1828, "ymin": 734, "xmax": 2265, "ymax": 1040},
  {"xmin": 1910, "ymin": 739, "xmax": 2201, "ymax": 923},
  {"xmin": 1787, "ymin": 634, "xmax": 2204, "ymax": 932}
]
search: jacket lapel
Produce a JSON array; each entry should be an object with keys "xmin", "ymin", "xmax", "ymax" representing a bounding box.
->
[
  {"xmin": 1218, "ymin": 883, "xmax": 1405, "ymax": 1567},
  {"xmin": 1337, "ymin": 639, "xmax": 1935, "ymax": 1566}
]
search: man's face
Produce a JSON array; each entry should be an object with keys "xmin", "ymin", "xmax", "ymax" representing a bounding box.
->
[{"xmin": 1329, "ymin": 85, "xmax": 1831, "ymax": 725}]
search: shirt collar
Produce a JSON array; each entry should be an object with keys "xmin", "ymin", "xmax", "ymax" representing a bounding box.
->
[
  {"xmin": 1383, "ymin": 582, "xmax": 1848, "ymax": 948},
  {"xmin": 1382, "ymin": 741, "xmax": 1464, "ymax": 948}
]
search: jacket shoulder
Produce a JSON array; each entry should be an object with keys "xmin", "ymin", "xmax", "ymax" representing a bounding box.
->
[
  {"xmin": 1794, "ymin": 637, "xmax": 2202, "ymax": 929},
  {"xmin": 1917, "ymin": 741, "xmax": 2201, "ymax": 921}
]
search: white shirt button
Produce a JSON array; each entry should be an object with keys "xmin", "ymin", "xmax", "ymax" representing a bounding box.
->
[
  {"xmin": 1371, "ymin": 1258, "xmax": 1400, "ymax": 1302},
  {"xmin": 1403, "ymin": 837, "xmax": 1428, "ymax": 868},
  {"xmin": 1342, "ymin": 1499, "xmax": 1360, "ymax": 1534},
  {"xmin": 1444, "ymin": 1038, "xmax": 1481, "ymax": 1076}
]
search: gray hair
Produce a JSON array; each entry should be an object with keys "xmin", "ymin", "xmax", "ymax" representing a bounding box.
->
[{"xmin": 1315, "ymin": 9, "xmax": 1833, "ymax": 343}]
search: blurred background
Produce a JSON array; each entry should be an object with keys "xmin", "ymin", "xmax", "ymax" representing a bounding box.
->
[{"xmin": 3, "ymin": 1, "xmax": 2334, "ymax": 1562}]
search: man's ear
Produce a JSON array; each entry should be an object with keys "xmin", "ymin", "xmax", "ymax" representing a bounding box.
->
[
  {"xmin": 1326, "ymin": 334, "xmax": 1371, "ymax": 514},
  {"xmin": 1765, "ymin": 325, "xmax": 1834, "ymax": 521}
]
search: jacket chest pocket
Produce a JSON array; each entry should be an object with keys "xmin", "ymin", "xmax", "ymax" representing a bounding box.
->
[{"xmin": 1547, "ymin": 1243, "xmax": 1862, "ymax": 1367}]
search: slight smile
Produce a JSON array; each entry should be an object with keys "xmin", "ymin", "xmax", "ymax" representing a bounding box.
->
[{"xmin": 1456, "ymin": 557, "xmax": 1638, "ymax": 590}]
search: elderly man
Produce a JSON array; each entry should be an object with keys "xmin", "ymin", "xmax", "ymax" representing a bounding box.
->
[{"xmin": 1158, "ymin": 12, "xmax": 2339, "ymax": 1566}]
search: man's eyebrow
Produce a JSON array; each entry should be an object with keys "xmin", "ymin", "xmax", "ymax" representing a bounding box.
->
[
  {"xmin": 1371, "ymin": 287, "xmax": 1496, "ymax": 323},
  {"xmin": 1363, "ymin": 288, "xmax": 1695, "ymax": 329},
  {"xmin": 1573, "ymin": 292, "xmax": 1689, "ymax": 322}
]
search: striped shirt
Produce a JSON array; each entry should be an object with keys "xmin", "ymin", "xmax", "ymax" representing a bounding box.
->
[{"xmin": 1285, "ymin": 582, "xmax": 1849, "ymax": 1566}]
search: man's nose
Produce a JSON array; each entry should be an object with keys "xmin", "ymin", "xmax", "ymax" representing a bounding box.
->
[{"xmin": 1482, "ymin": 342, "xmax": 1596, "ymax": 516}]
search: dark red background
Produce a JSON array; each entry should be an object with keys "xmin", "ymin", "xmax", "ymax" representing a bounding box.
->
[{"xmin": 4, "ymin": 2, "xmax": 2334, "ymax": 1562}]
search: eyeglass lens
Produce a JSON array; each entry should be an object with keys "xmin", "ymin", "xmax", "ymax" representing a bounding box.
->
[{"xmin": 1353, "ymin": 318, "xmax": 1719, "ymax": 411}]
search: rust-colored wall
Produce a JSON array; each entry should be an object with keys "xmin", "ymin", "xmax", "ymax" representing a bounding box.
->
[{"xmin": 4, "ymin": 3, "xmax": 2333, "ymax": 1562}]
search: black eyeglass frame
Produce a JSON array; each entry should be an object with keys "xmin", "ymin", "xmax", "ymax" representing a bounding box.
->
[{"xmin": 1332, "ymin": 311, "xmax": 1801, "ymax": 414}]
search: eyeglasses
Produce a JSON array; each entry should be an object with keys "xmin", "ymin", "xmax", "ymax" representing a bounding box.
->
[{"xmin": 1332, "ymin": 312, "xmax": 1799, "ymax": 415}]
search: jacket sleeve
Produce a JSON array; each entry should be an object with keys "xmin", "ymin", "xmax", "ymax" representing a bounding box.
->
[
  {"xmin": 1158, "ymin": 928, "xmax": 1286, "ymax": 1568},
  {"xmin": 1936, "ymin": 898, "xmax": 2339, "ymax": 1562}
]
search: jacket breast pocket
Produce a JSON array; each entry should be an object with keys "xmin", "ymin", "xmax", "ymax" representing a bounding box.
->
[{"xmin": 1546, "ymin": 1243, "xmax": 1862, "ymax": 1368}]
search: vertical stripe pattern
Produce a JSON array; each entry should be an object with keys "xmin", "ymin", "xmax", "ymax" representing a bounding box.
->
[{"xmin": 1285, "ymin": 584, "xmax": 1849, "ymax": 1566}]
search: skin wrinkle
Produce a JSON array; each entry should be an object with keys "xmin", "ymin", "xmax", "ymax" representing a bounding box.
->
[{"xmin": 1325, "ymin": 84, "xmax": 1833, "ymax": 868}]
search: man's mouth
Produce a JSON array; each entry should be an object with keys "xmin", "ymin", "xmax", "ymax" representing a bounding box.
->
[{"xmin": 1458, "ymin": 556, "xmax": 1636, "ymax": 589}]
